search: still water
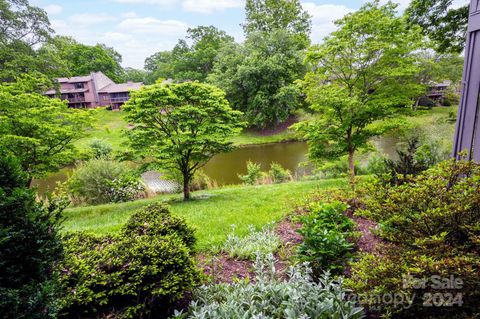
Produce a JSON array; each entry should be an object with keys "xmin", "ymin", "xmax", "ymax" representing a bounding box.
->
[
  {"xmin": 32, "ymin": 137, "xmax": 401, "ymax": 195},
  {"xmin": 31, "ymin": 142, "xmax": 310, "ymax": 195}
]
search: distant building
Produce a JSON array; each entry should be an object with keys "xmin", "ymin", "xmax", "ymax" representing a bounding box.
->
[
  {"xmin": 426, "ymin": 80, "xmax": 452, "ymax": 103},
  {"xmin": 45, "ymin": 71, "xmax": 142, "ymax": 109}
]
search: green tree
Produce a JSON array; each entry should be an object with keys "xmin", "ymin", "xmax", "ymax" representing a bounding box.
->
[
  {"xmin": 124, "ymin": 82, "xmax": 244, "ymax": 200},
  {"xmin": 243, "ymin": 0, "xmax": 311, "ymax": 45},
  {"xmin": 0, "ymin": 0, "xmax": 55, "ymax": 82},
  {"xmin": 45, "ymin": 36, "xmax": 125, "ymax": 82},
  {"xmin": 406, "ymin": 0, "xmax": 469, "ymax": 54},
  {"xmin": 294, "ymin": 2, "xmax": 423, "ymax": 185},
  {"xmin": 144, "ymin": 50, "xmax": 174, "ymax": 83},
  {"xmin": 145, "ymin": 26, "xmax": 234, "ymax": 83},
  {"xmin": 0, "ymin": 0, "xmax": 52, "ymax": 46},
  {"xmin": 209, "ymin": 29, "xmax": 306, "ymax": 128},
  {"xmin": 0, "ymin": 151, "xmax": 66, "ymax": 318},
  {"xmin": 0, "ymin": 74, "xmax": 92, "ymax": 183},
  {"xmin": 122, "ymin": 67, "xmax": 147, "ymax": 83}
]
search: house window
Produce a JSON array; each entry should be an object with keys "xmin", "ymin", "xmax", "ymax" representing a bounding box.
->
[{"xmin": 74, "ymin": 83, "xmax": 84, "ymax": 89}]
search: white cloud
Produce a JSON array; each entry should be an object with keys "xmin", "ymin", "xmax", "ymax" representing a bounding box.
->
[
  {"xmin": 117, "ymin": 17, "xmax": 188, "ymax": 35},
  {"xmin": 112, "ymin": 0, "xmax": 176, "ymax": 5},
  {"xmin": 182, "ymin": 0, "xmax": 244, "ymax": 13},
  {"xmin": 69, "ymin": 13, "xmax": 117, "ymax": 27},
  {"xmin": 302, "ymin": 2, "xmax": 354, "ymax": 42},
  {"xmin": 44, "ymin": 4, "xmax": 62, "ymax": 15},
  {"xmin": 121, "ymin": 11, "xmax": 139, "ymax": 19}
]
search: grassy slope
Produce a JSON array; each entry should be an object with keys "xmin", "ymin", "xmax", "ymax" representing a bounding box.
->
[
  {"xmin": 62, "ymin": 179, "xmax": 346, "ymax": 250},
  {"xmin": 75, "ymin": 108, "xmax": 300, "ymax": 153},
  {"xmin": 75, "ymin": 109, "xmax": 129, "ymax": 152}
]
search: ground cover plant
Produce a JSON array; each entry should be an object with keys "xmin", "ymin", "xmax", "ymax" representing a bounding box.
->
[
  {"xmin": 222, "ymin": 224, "xmax": 281, "ymax": 260},
  {"xmin": 347, "ymin": 158, "xmax": 480, "ymax": 318},
  {"xmin": 59, "ymin": 204, "xmax": 199, "ymax": 319},
  {"xmin": 175, "ymin": 254, "xmax": 365, "ymax": 319},
  {"xmin": 296, "ymin": 201, "xmax": 356, "ymax": 276}
]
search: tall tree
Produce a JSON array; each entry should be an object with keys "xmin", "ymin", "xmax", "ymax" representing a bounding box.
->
[
  {"xmin": 144, "ymin": 26, "xmax": 233, "ymax": 83},
  {"xmin": 294, "ymin": 2, "xmax": 423, "ymax": 185},
  {"xmin": 0, "ymin": 0, "xmax": 52, "ymax": 46},
  {"xmin": 243, "ymin": 0, "xmax": 311, "ymax": 45},
  {"xmin": 0, "ymin": 151, "xmax": 66, "ymax": 318},
  {"xmin": 122, "ymin": 67, "xmax": 147, "ymax": 83},
  {"xmin": 406, "ymin": 0, "xmax": 469, "ymax": 53},
  {"xmin": 0, "ymin": 0, "xmax": 55, "ymax": 82},
  {"xmin": 124, "ymin": 82, "xmax": 244, "ymax": 200},
  {"xmin": 209, "ymin": 30, "xmax": 306, "ymax": 128},
  {"xmin": 43, "ymin": 36, "xmax": 125, "ymax": 82},
  {"xmin": 144, "ymin": 50, "xmax": 174, "ymax": 83},
  {"xmin": 0, "ymin": 74, "xmax": 92, "ymax": 183},
  {"xmin": 209, "ymin": 0, "xmax": 311, "ymax": 128}
]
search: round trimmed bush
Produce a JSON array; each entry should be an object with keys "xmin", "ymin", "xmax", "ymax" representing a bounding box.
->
[{"xmin": 59, "ymin": 204, "xmax": 198, "ymax": 319}]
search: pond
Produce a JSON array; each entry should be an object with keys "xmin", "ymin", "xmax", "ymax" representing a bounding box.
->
[
  {"xmin": 31, "ymin": 142, "xmax": 311, "ymax": 195},
  {"xmin": 32, "ymin": 137, "xmax": 402, "ymax": 196}
]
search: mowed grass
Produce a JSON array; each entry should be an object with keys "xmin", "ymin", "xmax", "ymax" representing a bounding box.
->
[
  {"xmin": 62, "ymin": 179, "xmax": 346, "ymax": 250},
  {"xmin": 75, "ymin": 109, "xmax": 129, "ymax": 152},
  {"xmin": 75, "ymin": 108, "xmax": 301, "ymax": 153}
]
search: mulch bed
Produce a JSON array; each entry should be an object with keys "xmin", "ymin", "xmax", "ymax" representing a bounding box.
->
[
  {"xmin": 198, "ymin": 218, "xmax": 303, "ymax": 283},
  {"xmin": 198, "ymin": 204, "xmax": 384, "ymax": 284}
]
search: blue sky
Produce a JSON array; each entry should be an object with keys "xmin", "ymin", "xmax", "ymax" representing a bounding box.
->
[{"xmin": 30, "ymin": 0, "xmax": 466, "ymax": 69}]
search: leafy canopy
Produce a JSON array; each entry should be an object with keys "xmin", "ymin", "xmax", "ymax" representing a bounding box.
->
[
  {"xmin": 295, "ymin": 1, "xmax": 423, "ymax": 182},
  {"xmin": 123, "ymin": 82, "xmax": 244, "ymax": 200},
  {"xmin": 243, "ymin": 0, "xmax": 311, "ymax": 45},
  {"xmin": 209, "ymin": 30, "xmax": 306, "ymax": 128},
  {"xmin": 0, "ymin": 74, "xmax": 93, "ymax": 181},
  {"xmin": 406, "ymin": 0, "xmax": 469, "ymax": 54},
  {"xmin": 144, "ymin": 26, "xmax": 233, "ymax": 83},
  {"xmin": 208, "ymin": 0, "xmax": 311, "ymax": 128}
]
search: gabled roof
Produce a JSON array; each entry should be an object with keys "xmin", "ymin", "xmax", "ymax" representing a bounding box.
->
[
  {"xmin": 57, "ymin": 75, "xmax": 92, "ymax": 83},
  {"xmin": 98, "ymin": 82, "xmax": 143, "ymax": 93}
]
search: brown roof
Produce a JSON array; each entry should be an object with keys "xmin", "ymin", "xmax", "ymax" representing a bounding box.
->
[
  {"xmin": 98, "ymin": 82, "xmax": 143, "ymax": 93},
  {"xmin": 57, "ymin": 75, "xmax": 93, "ymax": 83}
]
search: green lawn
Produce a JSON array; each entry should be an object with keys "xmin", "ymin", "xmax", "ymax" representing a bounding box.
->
[
  {"xmin": 62, "ymin": 179, "xmax": 346, "ymax": 250},
  {"xmin": 75, "ymin": 108, "xmax": 301, "ymax": 153},
  {"xmin": 75, "ymin": 109, "xmax": 128, "ymax": 152}
]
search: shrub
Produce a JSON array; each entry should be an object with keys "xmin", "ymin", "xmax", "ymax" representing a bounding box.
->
[
  {"xmin": 364, "ymin": 152, "xmax": 388, "ymax": 175},
  {"xmin": 350, "ymin": 159, "xmax": 480, "ymax": 318},
  {"xmin": 190, "ymin": 170, "xmax": 217, "ymax": 191},
  {"xmin": 222, "ymin": 224, "xmax": 281, "ymax": 260},
  {"xmin": 417, "ymin": 96, "xmax": 435, "ymax": 108},
  {"xmin": 88, "ymin": 139, "xmax": 113, "ymax": 159},
  {"xmin": 67, "ymin": 159, "xmax": 144, "ymax": 205},
  {"xmin": 175, "ymin": 255, "xmax": 365, "ymax": 319},
  {"xmin": 105, "ymin": 173, "xmax": 145, "ymax": 203},
  {"xmin": 361, "ymin": 159, "xmax": 480, "ymax": 247},
  {"xmin": 59, "ymin": 204, "xmax": 199, "ymax": 319},
  {"xmin": 296, "ymin": 201, "xmax": 355, "ymax": 276},
  {"xmin": 238, "ymin": 161, "xmax": 263, "ymax": 185},
  {"xmin": 122, "ymin": 203, "xmax": 196, "ymax": 251},
  {"xmin": 0, "ymin": 152, "xmax": 66, "ymax": 319},
  {"xmin": 268, "ymin": 162, "xmax": 291, "ymax": 183}
]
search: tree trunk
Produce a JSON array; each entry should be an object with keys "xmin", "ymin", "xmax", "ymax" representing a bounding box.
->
[
  {"xmin": 348, "ymin": 148, "xmax": 356, "ymax": 188},
  {"xmin": 183, "ymin": 173, "xmax": 191, "ymax": 201}
]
